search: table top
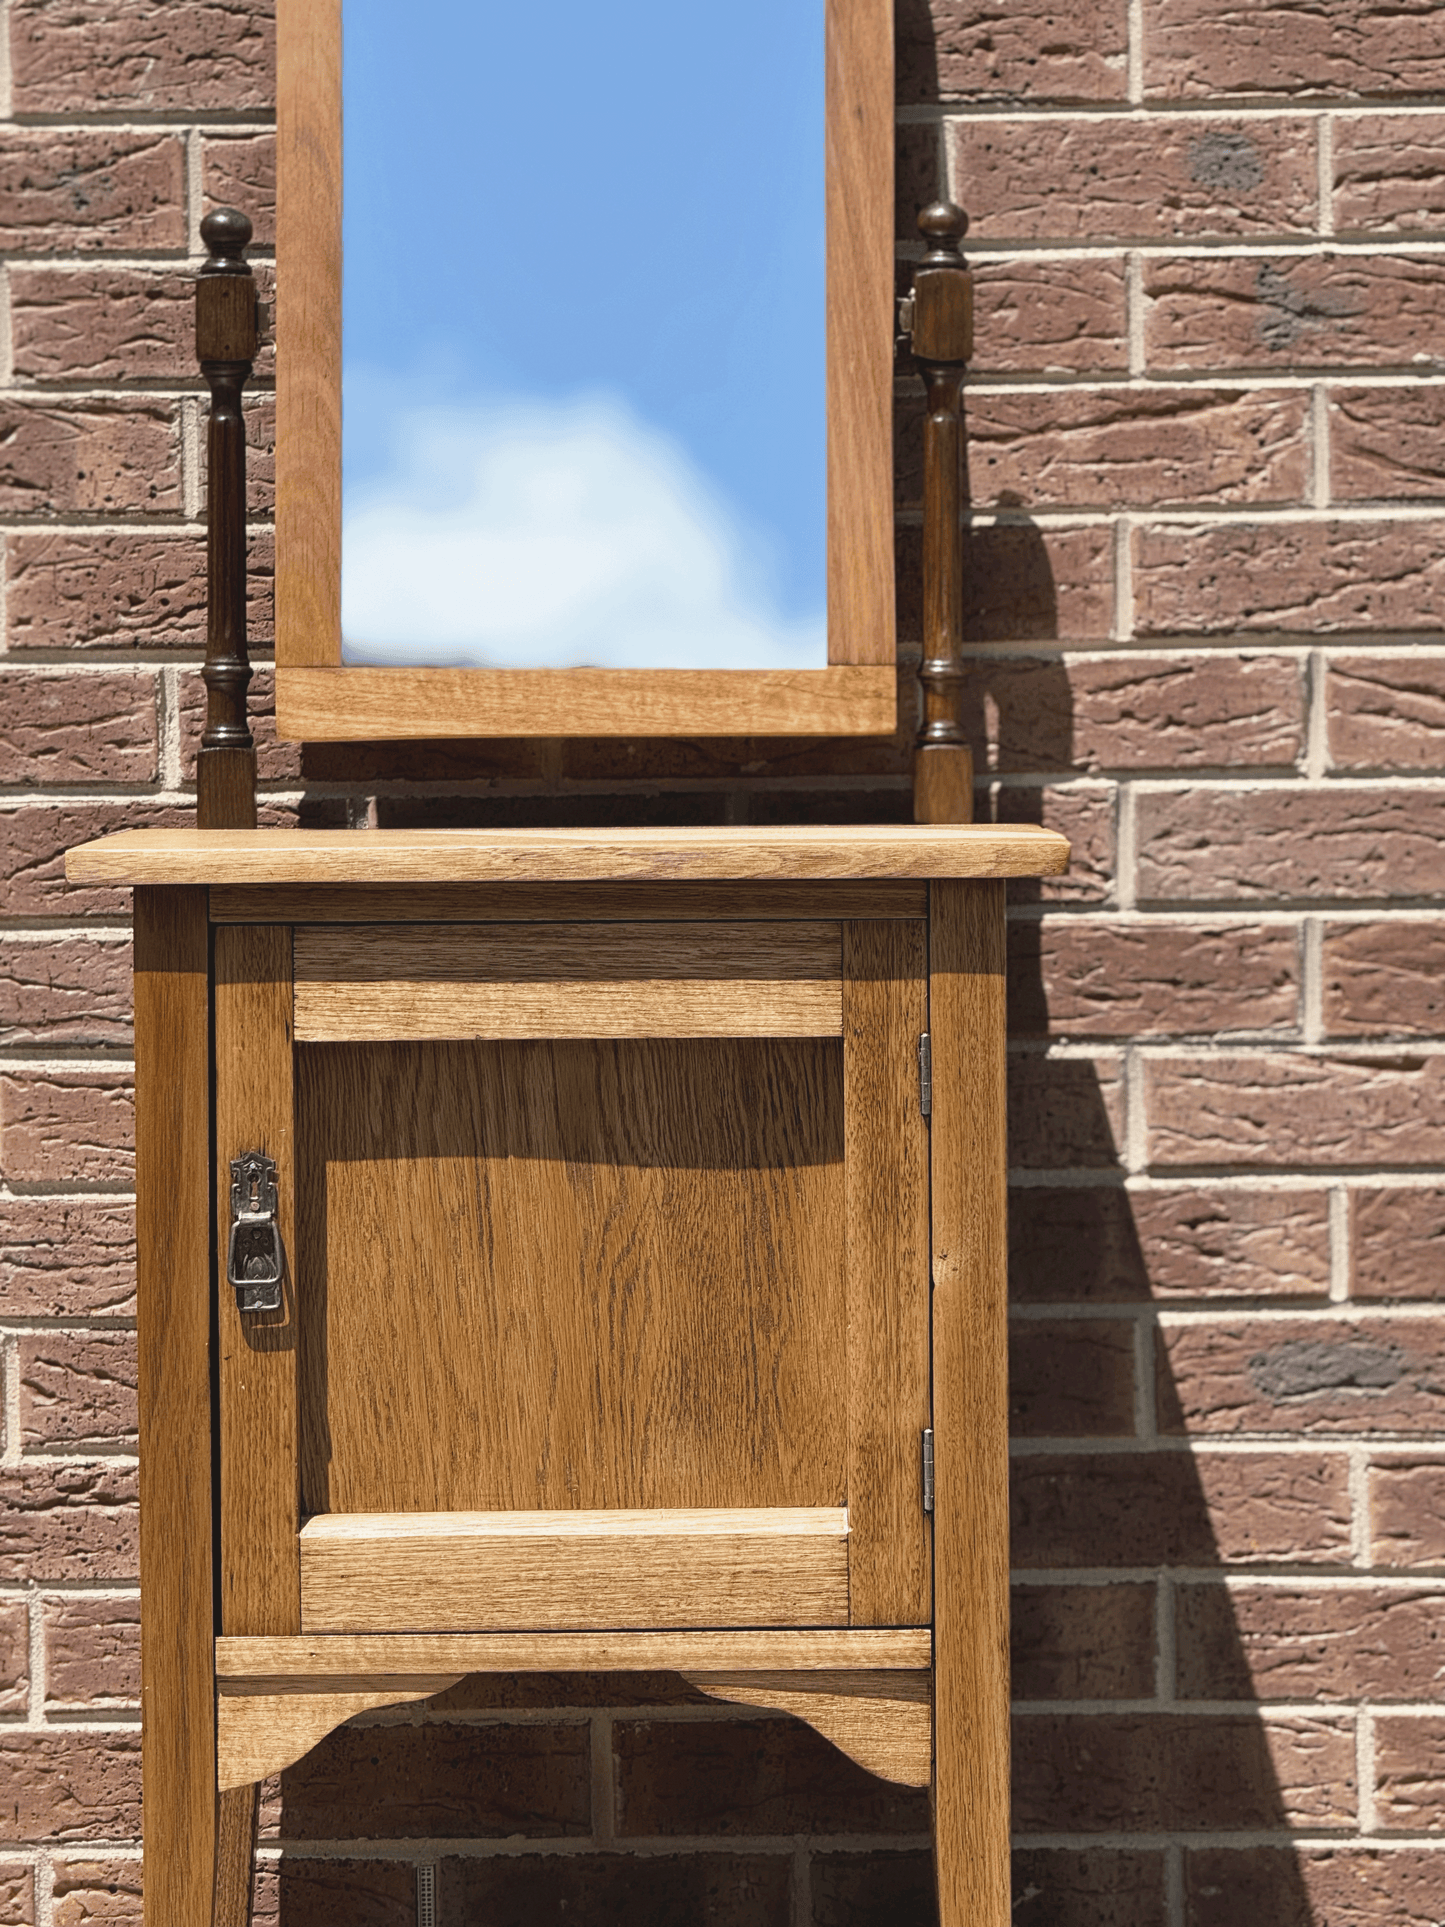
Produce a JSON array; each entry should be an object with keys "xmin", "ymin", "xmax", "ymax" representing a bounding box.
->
[{"xmin": 65, "ymin": 824, "xmax": 1071, "ymax": 886}]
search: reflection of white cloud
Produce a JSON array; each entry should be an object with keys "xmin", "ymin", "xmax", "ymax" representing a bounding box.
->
[{"xmin": 341, "ymin": 393, "xmax": 826, "ymax": 670}]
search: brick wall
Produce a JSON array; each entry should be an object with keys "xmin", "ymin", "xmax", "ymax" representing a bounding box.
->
[{"xmin": 1, "ymin": 0, "xmax": 1444, "ymax": 1920}]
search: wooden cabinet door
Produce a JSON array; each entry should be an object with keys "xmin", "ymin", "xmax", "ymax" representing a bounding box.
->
[{"xmin": 214, "ymin": 916, "xmax": 930, "ymax": 1637}]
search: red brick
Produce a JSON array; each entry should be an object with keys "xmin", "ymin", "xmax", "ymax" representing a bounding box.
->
[
  {"xmin": 952, "ymin": 117, "xmax": 1316, "ymax": 241},
  {"xmin": 178, "ymin": 667, "xmax": 300, "ymax": 786},
  {"xmin": 1008, "ymin": 1052, "xmax": 1125, "ymax": 1169},
  {"xmin": 0, "ymin": 402, "xmax": 179, "ymax": 517},
  {"xmin": 1186, "ymin": 1846, "xmax": 1445, "ymax": 1927},
  {"xmin": 971, "ymin": 259, "xmax": 1129, "ymax": 375},
  {"xmin": 1010, "ymin": 1317, "xmax": 1138, "ymax": 1436},
  {"xmin": 1009, "ymin": 1185, "xmax": 1333, "ymax": 1301},
  {"xmin": 1335, "ymin": 114, "xmax": 1445, "ymax": 233},
  {"xmin": 1010, "ymin": 919, "xmax": 1299, "ymax": 1038},
  {"xmin": 1376, "ymin": 1716, "xmax": 1445, "ymax": 1828},
  {"xmin": 1, "ymin": 1071, "xmax": 133, "ymax": 1187},
  {"xmin": 1332, "ymin": 388, "xmax": 1445, "ymax": 503},
  {"xmin": 0, "ymin": 1605, "xmax": 28, "ymax": 1716},
  {"xmin": 1012, "ymin": 1582, "xmax": 1157, "ymax": 1697},
  {"xmin": 278, "ymin": 1721, "xmax": 589, "ymax": 1839},
  {"xmin": 21, "ymin": 1334, "xmax": 138, "ymax": 1452},
  {"xmin": 1137, "ymin": 519, "xmax": 1445, "ymax": 636},
  {"xmin": 1015, "ymin": 1713, "xmax": 1355, "ymax": 1829},
  {"xmin": 50, "ymin": 1860, "xmax": 141, "ymax": 1926},
  {"xmin": 1012, "ymin": 1451, "xmax": 1353, "ymax": 1566},
  {"xmin": 1325, "ymin": 921, "xmax": 1445, "ymax": 1037},
  {"xmin": 203, "ymin": 134, "xmax": 276, "ymax": 248},
  {"xmin": 1145, "ymin": 0, "xmax": 1445, "ymax": 99},
  {"xmin": 0, "ymin": 1868, "xmax": 33, "ymax": 1927},
  {"xmin": 0, "ymin": 1205, "xmax": 132, "ymax": 1327},
  {"xmin": 1014, "ymin": 1850, "xmax": 1166, "ymax": 1927},
  {"xmin": 44, "ymin": 1600, "xmax": 140, "ymax": 1710},
  {"xmin": 0, "ymin": 940, "xmax": 132, "ymax": 1047},
  {"xmin": 1145, "ymin": 256, "xmax": 1445, "ymax": 373},
  {"xmin": 961, "ymin": 653, "xmax": 1304, "ymax": 774},
  {"xmin": 614, "ymin": 1716, "xmax": 930, "ymax": 1834},
  {"xmin": 0, "ymin": 1735, "xmax": 140, "ymax": 1843},
  {"xmin": 439, "ymin": 1853, "xmax": 793, "ymax": 1925},
  {"xmin": 1370, "ymin": 1457, "xmax": 1445, "ymax": 1566},
  {"xmin": 12, "ymin": 0, "xmax": 272, "ymax": 111},
  {"xmin": 251, "ymin": 1860, "xmax": 407, "ymax": 1925},
  {"xmin": 1137, "ymin": 786, "xmax": 1445, "ymax": 904},
  {"xmin": 0, "ymin": 804, "xmax": 189, "ymax": 918},
  {"xmin": 0, "ymin": 674, "xmax": 157, "ymax": 786},
  {"xmin": 1177, "ymin": 1583, "xmax": 1445, "ymax": 1701},
  {"xmin": 1352, "ymin": 1188, "xmax": 1445, "ymax": 1299},
  {"xmin": 1329, "ymin": 656, "xmax": 1445, "ymax": 771},
  {"xmin": 897, "ymin": 523, "xmax": 1115, "ymax": 644},
  {"xmin": 7, "ymin": 531, "xmax": 273, "ymax": 653},
  {"xmin": 1162, "ymin": 1315, "xmax": 1445, "ymax": 1435},
  {"xmin": 0, "ymin": 1466, "xmax": 137, "ymax": 1583},
  {"xmin": 999, "ymin": 785, "xmax": 1117, "ymax": 904},
  {"xmin": 944, "ymin": 389, "xmax": 1309, "ymax": 511},
  {"xmin": 11, "ymin": 270, "xmax": 191, "ymax": 384},
  {"xmin": 810, "ymin": 1850, "xmax": 936, "ymax": 1927},
  {"xmin": 898, "ymin": 0, "xmax": 1127, "ymax": 102},
  {"xmin": 1146, "ymin": 1053, "xmax": 1445, "ymax": 1170},
  {"xmin": 0, "ymin": 134, "xmax": 185, "ymax": 253}
]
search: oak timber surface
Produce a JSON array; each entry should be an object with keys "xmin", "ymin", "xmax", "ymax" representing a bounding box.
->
[
  {"xmin": 293, "ymin": 921, "xmax": 844, "ymax": 1040},
  {"xmin": 216, "ymin": 1629, "xmax": 933, "ymax": 1675},
  {"xmin": 65, "ymin": 823, "xmax": 1071, "ymax": 885},
  {"xmin": 212, "ymin": 881, "xmax": 931, "ymax": 923},
  {"xmin": 296, "ymin": 1038, "xmax": 846, "ymax": 1515},
  {"xmin": 298, "ymin": 1507, "xmax": 850, "ymax": 1632}
]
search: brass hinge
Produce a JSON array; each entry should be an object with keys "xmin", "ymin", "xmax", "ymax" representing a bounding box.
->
[
  {"xmin": 922, "ymin": 1428, "xmax": 935, "ymax": 1514},
  {"xmin": 918, "ymin": 1032, "xmax": 932, "ymax": 1118}
]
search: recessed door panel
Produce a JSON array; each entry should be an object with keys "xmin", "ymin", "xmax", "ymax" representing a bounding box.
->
[{"xmin": 296, "ymin": 1037, "xmax": 846, "ymax": 1516}]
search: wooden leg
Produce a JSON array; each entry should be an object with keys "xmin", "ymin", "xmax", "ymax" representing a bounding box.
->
[
  {"xmin": 213, "ymin": 1784, "xmax": 259, "ymax": 1927},
  {"xmin": 134, "ymin": 889, "xmax": 218, "ymax": 1927},
  {"xmin": 928, "ymin": 881, "xmax": 1011, "ymax": 1927}
]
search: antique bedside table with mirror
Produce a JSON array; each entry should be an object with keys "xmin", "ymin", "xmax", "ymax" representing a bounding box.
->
[{"xmin": 63, "ymin": 2, "xmax": 1069, "ymax": 1921}]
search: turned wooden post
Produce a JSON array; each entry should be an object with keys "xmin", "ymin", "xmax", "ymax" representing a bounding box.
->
[
  {"xmin": 196, "ymin": 207, "xmax": 259, "ymax": 830},
  {"xmin": 907, "ymin": 203, "xmax": 974, "ymax": 825}
]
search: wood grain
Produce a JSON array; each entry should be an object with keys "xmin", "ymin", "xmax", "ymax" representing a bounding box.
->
[
  {"xmin": 132, "ymin": 888, "xmax": 215, "ymax": 1927},
  {"xmin": 684, "ymin": 1670, "xmax": 930, "ymax": 1786},
  {"xmin": 842, "ymin": 921, "xmax": 931, "ymax": 1626},
  {"xmin": 274, "ymin": 666, "xmax": 896, "ymax": 741},
  {"xmin": 212, "ymin": 1784, "xmax": 258, "ymax": 1927},
  {"xmin": 298, "ymin": 1507, "xmax": 850, "ymax": 1632},
  {"xmin": 275, "ymin": 0, "xmax": 341, "ymax": 667},
  {"xmin": 928, "ymin": 880, "xmax": 1010, "ymax": 1927},
  {"xmin": 293, "ymin": 922, "xmax": 842, "ymax": 1041},
  {"xmin": 217, "ymin": 1679, "xmax": 461, "ymax": 1790},
  {"xmin": 215, "ymin": 925, "xmax": 301, "ymax": 1636},
  {"xmin": 212, "ymin": 881, "xmax": 931, "ymax": 924},
  {"xmin": 216, "ymin": 1628, "xmax": 932, "ymax": 1676},
  {"xmin": 295, "ymin": 1037, "xmax": 846, "ymax": 1516},
  {"xmin": 827, "ymin": 0, "xmax": 895, "ymax": 666},
  {"xmin": 65, "ymin": 824, "xmax": 1072, "ymax": 886}
]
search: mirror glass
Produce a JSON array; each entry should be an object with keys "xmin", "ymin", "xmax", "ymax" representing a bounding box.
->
[{"xmin": 340, "ymin": 0, "xmax": 825, "ymax": 672}]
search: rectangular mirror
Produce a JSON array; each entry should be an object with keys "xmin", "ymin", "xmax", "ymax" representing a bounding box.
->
[{"xmin": 276, "ymin": 0, "xmax": 896, "ymax": 739}]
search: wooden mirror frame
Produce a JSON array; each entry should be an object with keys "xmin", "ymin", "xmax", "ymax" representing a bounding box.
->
[{"xmin": 273, "ymin": 0, "xmax": 897, "ymax": 742}]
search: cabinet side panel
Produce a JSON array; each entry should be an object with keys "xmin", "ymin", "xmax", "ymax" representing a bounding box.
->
[
  {"xmin": 827, "ymin": 0, "xmax": 896, "ymax": 665},
  {"xmin": 133, "ymin": 887, "xmax": 216, "ymax": 1925},
  {"xmin": 276, "ymin": 0, "xmax": 342, "ymax": 667},
  {"xmin": 215, "ymin": 924, "xmax": 302, "ymax": 1634},
  {"xmin": 843, "ymin": 920, "xmax": 931, "ymax": 1624},
  {"xmin": 929, "ymin": 880, "xmax": 1010, "ymax": 1927}
]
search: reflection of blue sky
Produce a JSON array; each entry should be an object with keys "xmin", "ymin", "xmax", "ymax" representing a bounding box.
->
[{"xmin": 341, "ymin": 0, "xmax": 824, "ymax": 670}]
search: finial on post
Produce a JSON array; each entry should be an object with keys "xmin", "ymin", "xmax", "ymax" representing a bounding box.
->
[
  {"xmin": 906, "ymin": 201, "xmax": 974, "ymax": 825},
  {"xmin": 196, "ymin": 207, "xmax": 259, "ymax": 830}
]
